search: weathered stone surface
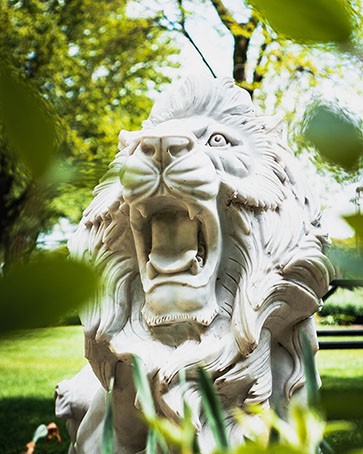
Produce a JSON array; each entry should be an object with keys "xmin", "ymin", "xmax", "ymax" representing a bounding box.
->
[{"xmin": 55, "ymin": 75, "xmax": 334, "ymax": 453}]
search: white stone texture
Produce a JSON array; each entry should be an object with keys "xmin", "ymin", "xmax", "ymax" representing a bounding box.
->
[{"xmin": 56, "ymin": 75, "xmax": 334, "ymax": 453}]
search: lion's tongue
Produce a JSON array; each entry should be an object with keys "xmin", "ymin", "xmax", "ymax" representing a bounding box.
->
[{"xmin": 149, "ymin": 213, "xmax": 198, "ymax": 274}]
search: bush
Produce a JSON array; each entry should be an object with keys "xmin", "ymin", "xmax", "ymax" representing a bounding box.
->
[{"xmin": 319, "ymin": 288, "xmax": 363, "ymax": 325}]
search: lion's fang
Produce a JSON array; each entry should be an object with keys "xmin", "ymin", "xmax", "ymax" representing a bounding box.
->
[{"xmin": 187, "ymin": 205, "xmax": 199, "ymax": 221}]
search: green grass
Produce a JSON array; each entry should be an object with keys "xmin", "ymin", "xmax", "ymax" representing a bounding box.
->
[
  {"xmin": 318, "ymin": 349, "xmax": 363, "ymax": 452},
  {"xmin": 0, "ymin": 327, "xmax": 362, "ymax": 453},
  {"xmin": 0, "ymin": 326, "xmax": 86, "ymax": 454}
]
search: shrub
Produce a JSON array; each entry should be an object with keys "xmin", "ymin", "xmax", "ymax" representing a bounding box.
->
[{"xmin": 320, "ymin": 289, "xmax": 363, "ymax": 325}]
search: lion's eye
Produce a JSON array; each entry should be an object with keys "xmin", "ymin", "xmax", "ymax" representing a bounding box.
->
[{"xmin": 207, "ymin": 133, "xmax": 229, "ymax": 147}]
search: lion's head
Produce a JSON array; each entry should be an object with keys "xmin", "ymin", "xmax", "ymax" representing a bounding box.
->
[{"xmin": 69, "ymin": 76, "xmax": 334, "ymax": 448}]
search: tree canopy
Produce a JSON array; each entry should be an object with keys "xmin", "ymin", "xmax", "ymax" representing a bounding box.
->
[{"xmin": 0, "ymin": 0, "xmax": 178, "ymax": 270}]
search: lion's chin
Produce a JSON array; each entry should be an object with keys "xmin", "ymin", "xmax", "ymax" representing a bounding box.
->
[{"xmin": 142, "ymin": 282, "xmax": 219, "ymax": 326}]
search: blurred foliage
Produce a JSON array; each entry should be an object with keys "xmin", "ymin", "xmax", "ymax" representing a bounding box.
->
[
  {"xmin": 0, "ymin": 62, "xmax": 60, "ymax": 179},
  {"xmin": 198, "ymin": 367, "xmax": 229, "ymax": 451},
  {"xmin": 328, "ymin": 245, "xmax": 363, "ymax": 279},
  {"xmin": 248, "ymin": 0, "xmax": 354, "ymax": 44},
  {"xmin": 303, "ymin": 104, "xmax": 363, "ymax": 172},
  {"xmin": 0, "ymin": 0, "xmax": 178, "ymax": 271},
  {"xmin": 128, "ymin": 337, "xmax": 357, "ymax": 454},
  {"xmin": 344, "ymin": 215, "xmax": 363, "ymax": 243},
  {"xmin": 319, "ymin": 287, "xmax": 363, "ymax": 325},
  {"xmin": 0, "ymin": 253, "xmax": 99, "ymax": 333}
]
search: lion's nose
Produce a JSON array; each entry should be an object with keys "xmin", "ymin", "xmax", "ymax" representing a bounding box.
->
[{"xmin": 140, "ymin": 135, "xmax": 194, "ymax": 168}]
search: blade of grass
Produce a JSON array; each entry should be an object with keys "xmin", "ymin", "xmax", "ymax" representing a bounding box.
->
[
  {"xmin": 320, "ymin": 439, "xmax": 334, "ymax": 454},
  {"xmin": 300, "ymin": 331, "xmax": 320, "ymax": 409},
  {"xmin": 197, "ymin": 366, "xmax": 229, "ymax": 451},
  {"xmin": 132, "ymin": 355, "xmax": 156, "ymax": 420},
  {"xmin": 146, "ymin": 429, "xmax": 157, "ymax": 454},
  {"xmin": 132, "ymin": 356, "xmax": 169, "ymax": 453},
  {"xmin": 102, "ymin": 377, "xmax": 114, "ymax": 454}
]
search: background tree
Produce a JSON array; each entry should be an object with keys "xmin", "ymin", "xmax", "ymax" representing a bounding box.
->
[
  {"xmin": 152, "ymin": 0, "xmax": 362, "ymax": 152},
  {"xmin": 153, "ymin": 0, "xmax": 342, "ymax": 96},
  {"xmin": 0, "ymin": 0, "xmax": 178, "ymax": 271}
]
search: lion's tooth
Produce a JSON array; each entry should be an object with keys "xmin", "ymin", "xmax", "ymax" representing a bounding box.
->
[
  {"xmin": 146, "ymin": 261, "xmax": 158, "ymax": 279},
  {"xmin": 190, "ymin": 257, "xmax": 200, "ymax": 275},
  {"xmin": 187, "ymin": 205, "xmax": 199, "ymax": 221}
]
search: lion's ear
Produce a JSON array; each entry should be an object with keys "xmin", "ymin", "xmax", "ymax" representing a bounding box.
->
[
  {"xmin": 118, "ymin": 129, "xmax": 140, "ymax": 151},
  {"xmin": 256, "ymin": 114, "xmax": 288, "ymax": 146}
]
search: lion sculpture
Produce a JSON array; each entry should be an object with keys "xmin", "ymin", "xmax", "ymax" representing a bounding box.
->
[{"xmin": 55, "ymin": 76, "xmax": 334, "ymax": 453}]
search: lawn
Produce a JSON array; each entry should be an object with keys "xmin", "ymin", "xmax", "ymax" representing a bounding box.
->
[
  {"xmin": 0, "ymin": 327, "xmax": 362, "ymax": 454},
  {"xmin": 0, "ymin": 327, "xmax": 86, "ymax": 454}
]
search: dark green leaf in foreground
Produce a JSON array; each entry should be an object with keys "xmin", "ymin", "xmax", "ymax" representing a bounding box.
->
[
  {"xmin": 304, "ymin": 105, "xmax": 362, "ymax": 171},
  {"xmin": 197, "ymin": 366, "xmax": 229, "ymax": 451},
  {"xmin": 0, "ymin": 255, "xmax": 99, "ymax": 333},
  {"xmin": 249, "ymin": 0, "xmax": 353, "ymax": 44},
  {"xmin": 0, "ymin": 61, "xmax": 59, "ymax": 178},
  {"xmin": 300, "ymin": 331, "xmax": 321, "ymax": 409},
  {"xmin": 102, "ymin": 377, "xmax": 114, "ymax": 454}
]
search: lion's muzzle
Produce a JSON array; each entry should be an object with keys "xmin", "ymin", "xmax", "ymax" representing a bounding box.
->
[{"xmin": 120, "ymin": 124, "xmax": 222, "ymax": 327}]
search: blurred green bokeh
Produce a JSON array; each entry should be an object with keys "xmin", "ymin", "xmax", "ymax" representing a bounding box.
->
[
  {"xmin": 249, "ymin": 0, "xmax": 354, "ymax": 44},
  {"xmin": 0, "ymin": 254, "xmax": 99, "ymax": 333},
  {"xmin": 304, "ymin": 105, "xmax": 362, "ymax": 172}
]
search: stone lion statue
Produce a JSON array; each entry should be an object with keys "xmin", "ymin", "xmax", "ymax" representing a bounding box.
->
[{"xmin": 55, "ymin": 76, "xmax": 334, "ymax": 453}]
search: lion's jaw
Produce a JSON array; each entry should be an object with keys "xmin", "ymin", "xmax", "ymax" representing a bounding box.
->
[{"xmin": 122, "ymin": 119, "xmax": 223, "ymax": 327}]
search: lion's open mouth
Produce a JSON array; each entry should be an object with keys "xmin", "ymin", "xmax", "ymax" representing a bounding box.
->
[
  {"xmin": 147, "ymin": 211, "xmax": 206, "ymax": 277},
  {"xmin": 130, "ymin": 197, "xmax": 214, "ymax": 287},
  {"xmin": 129, "ymin": 196, "xmax": 220, "ymax": 326}
]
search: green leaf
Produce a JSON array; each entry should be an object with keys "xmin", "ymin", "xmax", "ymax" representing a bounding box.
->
[
  {"xmin": 146, "ymin": 429, "xmax": 157, "ymax": 454},
  {"xmin": 197, "ymin": 366, "xmax": 229, "ymax": 451},
  {"xmin": 0, "ymin": 62, "xmax": 59, "ymax": 178},
  {"xmin": 324, "ymin": 420, "xmax": 354, "ymax": 435},
  {"xmin": 132, "ymin": 355, "xmax": 156, "ymax": 420},
  {"xmin": 0, "ymin": 255, "xmax": 99, "ymax": 333},
  {"xmin": 249, "ymin": 0, "xmax": 353, "ymax": 44},
  {"xmin": 304, "ymin": 105, "xmax": 362, "ymax": 171},
  {"xmin": 152, "ymin": 419, "xmax": 184, "ymax": 446},
  {"xmin": 102, "ymin": 377, "xmax": 114, "ymax": 454},
  {"xmin": 300, "ymin": 331, "xmax": 321, "ymax": 409},
  {"xmin": 343, "ymin": 214, "xmax": 363, "ymax": 242},
  {"xmin": 32, "ymin": 424, "xmax": 48, "ymax": 443}
]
